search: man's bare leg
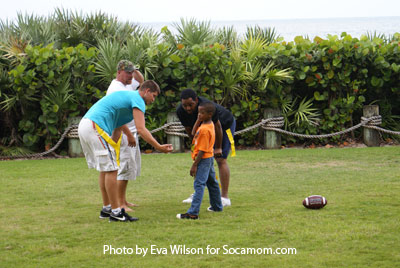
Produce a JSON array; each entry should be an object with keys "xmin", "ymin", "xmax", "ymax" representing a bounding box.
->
[
  {"xmin": 216, "ymin": 158, "xmax": 230, "ymax": 198},
  {"xmin": 99, "ymin": 172, "xmax": 110, "ymax": 206},
  {"xmin": 104, "ymin": 170, "xmax": 119, "ymax": 209},
  {"xmin": 117, "ymin": 180, "xmax": 133, "ymax": 212}
]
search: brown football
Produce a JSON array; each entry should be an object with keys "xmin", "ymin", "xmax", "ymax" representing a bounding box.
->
[{"xmin": 303, "ymin": 195, "xmax": 327, "ymax": 209}]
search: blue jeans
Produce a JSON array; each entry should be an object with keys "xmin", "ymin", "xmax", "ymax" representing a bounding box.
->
[{"xmin": 187, "ymin": 157, "xmax": 223, "ymax": 215}]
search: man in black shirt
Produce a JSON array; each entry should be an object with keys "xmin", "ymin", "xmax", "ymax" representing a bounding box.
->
[{"xmin": 176, "ymin": 89, "xmax": 236, "ymax": 207}]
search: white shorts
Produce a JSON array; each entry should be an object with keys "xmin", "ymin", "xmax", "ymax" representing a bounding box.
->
[
  {"xmin": 78, "ymin": 118, "xmax": 118, "ymax": 172},
  {"xmin": 118, "ymin": 133, "xmax": 141, "ymax": 180}
]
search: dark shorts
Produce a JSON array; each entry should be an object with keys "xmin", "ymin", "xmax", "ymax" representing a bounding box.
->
[{"xmin": 216, "ymin": 119, "xmax": 236, "ymax": 159}]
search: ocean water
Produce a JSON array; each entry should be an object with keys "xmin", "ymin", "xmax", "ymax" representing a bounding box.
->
[{"xmin": 142, "ymin": 16, "xmax": 400, "ymax": 41}]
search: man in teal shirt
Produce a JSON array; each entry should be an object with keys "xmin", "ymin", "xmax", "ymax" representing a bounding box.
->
[{"xmin": 78, "ymin": 80, "xmax": 173, "ymax": 222}]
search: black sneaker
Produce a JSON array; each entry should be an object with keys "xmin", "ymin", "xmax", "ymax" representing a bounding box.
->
[
  {"xmin": 99, "ymin": 208, "xmax": 111, "ymax": 219},
  {"xmin": 109, "ymin": 208, "xmax": 139, "ymax": 222},
  {"xmin": 207, "ymin": 206, "xmax": 215, "ymax": 212},
  {"xmin": 207, "ymin": 206, "xmax": 222, "ymax": 212},
  {"xmin": 176, "ymin": 213, "xmax": 198, "ymax": 220}
]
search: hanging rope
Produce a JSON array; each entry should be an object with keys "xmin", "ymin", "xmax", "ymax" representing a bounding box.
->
[
  {"xmin": 258, "ymin": 115, "xmax": 384, "ymax": 139},
  {"xmin": 0, "ymin": 124, "xmax": 78, "ymax": 160},
  {"xmin": 1, "ymin": 115, "xmax": 399, "ymax": 160}
]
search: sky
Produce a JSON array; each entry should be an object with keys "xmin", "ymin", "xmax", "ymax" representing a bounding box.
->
[{"xmin": 0, "ymin": 0, "xmax": 399, "ymax": 23}]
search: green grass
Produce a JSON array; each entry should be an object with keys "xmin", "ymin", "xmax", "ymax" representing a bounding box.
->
[{"xmin": 1, "ymin": 147, "xmax": 399, "ymax": 267}]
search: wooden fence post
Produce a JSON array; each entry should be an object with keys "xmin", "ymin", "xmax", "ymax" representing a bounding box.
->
[
  {"xmin": 68, "ymin": 116, "xmax": 84, "ymax": 157},
  {"xmin": 363, "ymin": 105, "xmax": 380, "ymax": 147},
  {"xmin": 167, "ymin": 112, "xmax": 184, "ymax": 153},
  {"xmin": 264, "ymin": 108, "xmax": 281, "ymax": 149}
]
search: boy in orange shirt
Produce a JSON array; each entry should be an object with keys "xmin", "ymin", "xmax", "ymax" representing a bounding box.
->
[{"xmin": 177, "ymin": 101, "xmax": 223, "ymax": 219}]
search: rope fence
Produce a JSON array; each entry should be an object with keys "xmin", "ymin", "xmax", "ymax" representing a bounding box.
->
[
  {"xmin": 0, "ymin": 124, "xmax": 78, "ymax": 160},
  {"xmin": 1, "ymin": 114, "xmax": 399, "ymax": 160}
]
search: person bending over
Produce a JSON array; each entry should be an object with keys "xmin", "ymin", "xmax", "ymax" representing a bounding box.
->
[
  {"xmin": 176, "ymin": 89, "xmax": 236, "ymax": 207},
  {"xmin": 78, "ymin": 80, "xmax": 172, "ymax": 222},
  {"xmin": 106, "ymin": 60, "xmax": 144, "ymax": 212}
]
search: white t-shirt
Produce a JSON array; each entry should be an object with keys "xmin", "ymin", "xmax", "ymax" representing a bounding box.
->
[{"xmin": 106, "ymin": 79, "xmax": 140, "ymax": 133}]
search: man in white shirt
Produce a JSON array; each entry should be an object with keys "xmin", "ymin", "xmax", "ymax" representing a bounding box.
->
[{"xmin": 106, "ymin": 60, "xmax": 144, "ymax": 212}]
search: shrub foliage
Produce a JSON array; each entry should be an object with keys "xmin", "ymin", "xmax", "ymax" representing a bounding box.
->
[{"xmin": 0, "ymin": 10, "xmax": 399, "ymax": 153}]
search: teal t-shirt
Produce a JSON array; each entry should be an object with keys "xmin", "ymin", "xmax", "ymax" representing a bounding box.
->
[{"xmin": 84, "ymin": 90, "xmax": 145, "ymax": 136}]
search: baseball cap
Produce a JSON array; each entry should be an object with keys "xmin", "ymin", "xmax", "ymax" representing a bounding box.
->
[{"xmin": 117, "ymin": 60, "xmax": 136, "ymax": 72}]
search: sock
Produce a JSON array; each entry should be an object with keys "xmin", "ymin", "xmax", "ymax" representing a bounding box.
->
[
  {"xmin": 112, "ymin": 208, "xmax": 121, "ymax": 215},
  {"xmin": 103, "ymin": 204, "xmax": 111, "ymax": 211}
]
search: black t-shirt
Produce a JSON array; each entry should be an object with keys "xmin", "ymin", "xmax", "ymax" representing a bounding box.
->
[{"xmin": 176, "ymin": 96, "xmax": 234, "ymax": 130}]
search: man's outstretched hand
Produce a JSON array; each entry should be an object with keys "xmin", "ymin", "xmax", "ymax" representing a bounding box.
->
[{"xmin": 158, "ymin": 144, "xmax": 173, "ymax": 153}]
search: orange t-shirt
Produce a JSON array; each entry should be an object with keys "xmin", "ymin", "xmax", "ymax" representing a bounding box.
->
[{"xmin": 191, "ymin": 122, "xmax": 215, "ymax": 160}]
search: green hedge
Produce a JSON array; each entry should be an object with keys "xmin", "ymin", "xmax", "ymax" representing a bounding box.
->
[
  {"xmin": 1, "ymin": 44, "xmax": 99, "ymax": 150},
  {"xmin": 1, "ymin": 32, "xmax": 400, "ymax": 153},
  {"xmin": 262, "ymin": 34, "xmax": 400, "ymax": 142}
]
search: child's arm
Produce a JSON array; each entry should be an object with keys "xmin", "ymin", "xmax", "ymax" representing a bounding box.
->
[
  {"xmin": 191, "ymin": 115, "xmax": 203, "ymax": 137},
  {"xmin": 190, "ymin": 150, "xmax": 205, "ymax": 177}
]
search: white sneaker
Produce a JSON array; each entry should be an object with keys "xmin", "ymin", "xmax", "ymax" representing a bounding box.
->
[
  {"xmin": 221, "ymin": 197, "xmax": 231, "ymax": 207},
  {"xmin": 182, "ymin": 193, "xmax": 194, "ymax": 203}
]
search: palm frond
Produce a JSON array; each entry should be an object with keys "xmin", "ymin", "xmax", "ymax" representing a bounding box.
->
[
  {"xmin": 215, "ymin": 26, "xmax": 238, "ymax": 48},
  {"xmin": 221, "ymin": 64, "xmax": 249, "ymax": 102},
  {"xmin": 0, "ymin": 145, "xmax": 33, "ymax": 157},
  {"xmin": 0, "ymin": 94, "xmax": 18, "ymax": 111},
  {"xmin": 288, "ymin": 97, "xmax": 320, "ymax": 127},
  {"xmin": 365, "ymin": 31, "xmax": 387, "ymax": 42},
  {"xmin": 263, "ymin": 66, "xmax": 293, "ymax": 87},
  {"xmin": 13, "ymin": 12, "xmax": 57, "ymax": 46},
  {"xmin": 94, "ymin": 38, "xmax": 123, "ymax": 84},
  {"xmin": 43, "ymin": 76, "xmax": 76, "ymax": 112},
  {"xmin": 173, "ymin": 18, "xmax": 216, "ymax": 46},
  {"xmin": 239, "ymin": 34, "xmax": 268, "ymax": 62},
  {"xmin": 0, "ymin": 36, "xmax": 28, "ymax": 65},
  {"xmin": 245, "ymin": 25, "xmax": 279, "ymax": 44}
]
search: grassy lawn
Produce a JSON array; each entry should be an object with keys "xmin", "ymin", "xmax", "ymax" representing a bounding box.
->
[{"xmin": 1, "ymin": 147, "xmax": 399, "ymax": 267}]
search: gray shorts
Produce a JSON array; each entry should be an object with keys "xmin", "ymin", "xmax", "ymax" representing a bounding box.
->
[
  {"xmin": 117, "ymin": 133, "xmax": 141, "ymax": 180},
  {"xmin": 78, "ymin": 118, "xmax": 118, "ymax": 172}
]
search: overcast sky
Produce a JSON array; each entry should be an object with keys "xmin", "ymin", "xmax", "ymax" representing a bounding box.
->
[{"xmin": 0, "ymin": 0, "xmax": 399, "ymax": 23}]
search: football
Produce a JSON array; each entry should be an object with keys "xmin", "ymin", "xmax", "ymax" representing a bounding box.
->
[{"xmin": 303, "ymin": 195, "xmax": 327, "ymax": 209}]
